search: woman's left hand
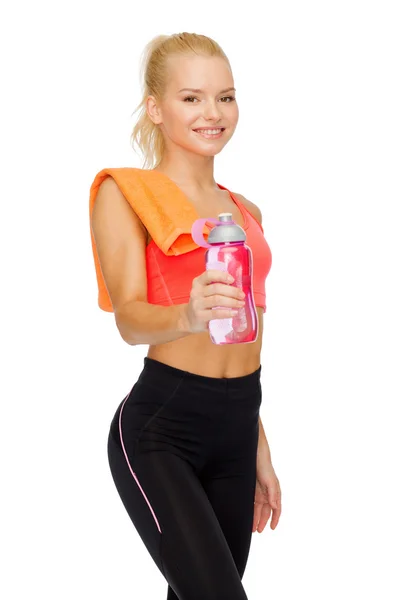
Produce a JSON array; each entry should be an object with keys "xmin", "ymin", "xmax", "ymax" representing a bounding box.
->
[{"xmin": 253, "ymin": 458, "xmax": 282, "ymax": 532}]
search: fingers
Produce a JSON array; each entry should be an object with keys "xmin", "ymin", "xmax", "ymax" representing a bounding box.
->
[
  {"xmin": 187, "ymin": 269, "xmax": 246, "ymax": 333},
  {"xmin": 252, "ymin": 502, "xmax": 263, "ymax": 533},
  {"xmin": 201, "ymin": 293, "xmax": 245, "ymax": 311},
  {"xmin": 191, "ymin": 270, "xmax": 245, "ymax": 315},
  {"xmin": 253, "ymin": 502, "xmax": 282, "ymax": 533},
  {"xmin": 270, "ymin": 506, "xmax": 281, "ymax": 530},
  {"xmin": 253, "ymin": 502, "xmax": 270, "ymax": 533},
  {"xmin": 202, "ymin": 281, "xmax": 245, "ymax": 300},
  {"xmin": 199, "ymin": 269, "xmax": 234, "ymax": 286},
  {"xmin": 258, "ymin": 504, "xmax": 271, "ymax": 532}
]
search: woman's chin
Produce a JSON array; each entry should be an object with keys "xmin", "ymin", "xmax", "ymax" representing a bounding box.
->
[{"xmin": 190, "ymin": 140, "xmax": 230, "ymax": 157}]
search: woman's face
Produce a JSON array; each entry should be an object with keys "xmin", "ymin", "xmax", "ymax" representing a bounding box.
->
[{"xmin": 148, "ymin": 55, "xmax": 239, "ymax": 157}]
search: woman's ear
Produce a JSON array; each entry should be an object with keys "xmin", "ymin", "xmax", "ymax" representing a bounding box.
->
[{"xmin": 146, "ymin": 95, "xmax": 163, "ymax": 125}]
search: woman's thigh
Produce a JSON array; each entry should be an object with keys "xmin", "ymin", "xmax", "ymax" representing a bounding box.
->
[
  {"xmin": 165, "ymin": 460, "xmax": 258, "ymax": 600},
  {"xmin": 200, "ymin": 455, "xmax": 258, "ymax": 580},
  {"xmin": 107, "ymin": 432, "xmax": 248, "ymax": 600}
]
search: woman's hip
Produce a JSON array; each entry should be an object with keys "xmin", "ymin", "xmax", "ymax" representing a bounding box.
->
[{"xmin": 109, "ymin": 356, "xmax": 262, "ymax": 466}]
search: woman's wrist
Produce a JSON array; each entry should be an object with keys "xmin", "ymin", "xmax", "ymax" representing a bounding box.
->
[{"xmin": 257, "ymin": 417, "xmax": 271, "ymax": 461}]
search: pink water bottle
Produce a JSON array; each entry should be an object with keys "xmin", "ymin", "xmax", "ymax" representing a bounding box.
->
[{"xmin": 191, "ymin": 212, "xmax": 259, "ymax": 345}]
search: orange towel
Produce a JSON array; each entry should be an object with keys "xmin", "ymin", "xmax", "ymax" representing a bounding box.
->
[{"xmin": 89, "ymin": 167, "xmax": 212, "ymax": 310}]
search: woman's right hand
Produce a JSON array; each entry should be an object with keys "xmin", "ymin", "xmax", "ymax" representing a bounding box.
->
[{"xmin": 183, "ymin": 270, "xmax": 246, "ymax": 334}]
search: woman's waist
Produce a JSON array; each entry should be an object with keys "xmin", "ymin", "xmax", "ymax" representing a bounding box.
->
[
  {"xmin": 147, "ymin": 337, "xmax": 261, "ymax": 379},
  {"xmin": 146, "ymin": 307, "xmax": 263, "ymax": 379}
]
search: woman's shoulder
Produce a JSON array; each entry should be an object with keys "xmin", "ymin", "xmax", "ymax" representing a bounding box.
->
[{"xmin": 232, "ymin": 192, "xmax": 263, "ymax": 226}]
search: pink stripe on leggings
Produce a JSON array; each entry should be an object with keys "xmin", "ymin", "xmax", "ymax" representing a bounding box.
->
[{"xmin": 118, "ymin": 387, "xmax": 162, "ymax": 534}]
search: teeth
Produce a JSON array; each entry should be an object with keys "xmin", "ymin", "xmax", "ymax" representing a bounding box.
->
[{"xmin": 196, "ymin": 129, "xmax": 222, "ymax": 134}]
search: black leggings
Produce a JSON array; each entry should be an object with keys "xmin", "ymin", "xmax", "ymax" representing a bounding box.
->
[{"xmin": 107, "ymin": 356, "xmax": 262, "ymax": 600}]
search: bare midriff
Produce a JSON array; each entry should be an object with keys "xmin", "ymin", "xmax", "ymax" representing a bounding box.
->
[{"xmin": 146, "ymin": 305, "xmax": 263, "ymax": 378}]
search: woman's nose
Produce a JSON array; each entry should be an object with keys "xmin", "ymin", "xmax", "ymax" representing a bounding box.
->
[{"xmin": 203, "ymin": 100, "xmax": 222, "ymax": 121}]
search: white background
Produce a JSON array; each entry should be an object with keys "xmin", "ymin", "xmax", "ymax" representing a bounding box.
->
[{"xmin": 1, "ymin": 1, "xmax": 419, "ymax": 598}]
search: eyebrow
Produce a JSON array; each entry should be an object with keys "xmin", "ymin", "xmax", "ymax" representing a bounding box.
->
[{"xmin": 177, "ymin": 87, "xmax": 236, "ymax": 94}]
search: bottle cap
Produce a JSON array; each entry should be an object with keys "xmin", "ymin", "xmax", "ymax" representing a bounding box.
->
[{"xmin": 191, "ymin": 213, "xmax": 246, "ymax": 248}]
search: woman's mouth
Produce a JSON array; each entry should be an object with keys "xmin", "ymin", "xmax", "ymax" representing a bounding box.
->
[{"xmin": 193, "ymin": 128, "xmax": 225, "ymax": 139}]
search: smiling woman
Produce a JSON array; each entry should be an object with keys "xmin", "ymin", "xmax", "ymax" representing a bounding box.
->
[
  {"xmin": 90, "ymin": 31, "xmax": 280, "ymax": 600},
  {"xmin": 138, "ymin": 49, "xmax": 240, "ymax": 166}
]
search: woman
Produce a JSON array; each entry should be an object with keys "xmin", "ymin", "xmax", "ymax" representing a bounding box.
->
[{"xmin": 90, "ymin": 32, "xmax": 281, "ymax": 600}]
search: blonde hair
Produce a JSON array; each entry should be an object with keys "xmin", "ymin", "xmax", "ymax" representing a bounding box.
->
[{"xmin": 130, "ymin": 32, "xmax": 231, "ymax": 170}]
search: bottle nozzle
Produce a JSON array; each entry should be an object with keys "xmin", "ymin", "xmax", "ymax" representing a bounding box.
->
[{"xmin": 217, "ymin": 212, "xmax": 233, "ymax": 222}]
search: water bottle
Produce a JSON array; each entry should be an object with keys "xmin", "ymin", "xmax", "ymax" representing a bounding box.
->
[{"xmin": 191, "ymin": 213, "xmax": 258, "ymax": 345}]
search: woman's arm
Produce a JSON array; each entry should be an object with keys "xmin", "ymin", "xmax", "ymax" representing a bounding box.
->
[
  {"xmin": 91, "ymin": 177, "xmax": 193, "ymax": 346},
  {"xmin": 257, "ymin": 416, "xmax": 271, "ymax": 461}
]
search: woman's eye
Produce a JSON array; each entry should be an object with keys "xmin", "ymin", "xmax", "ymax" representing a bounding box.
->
[{"xmin": 183, "ymin": 96, "xmax": 236, "ymax": 103}]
